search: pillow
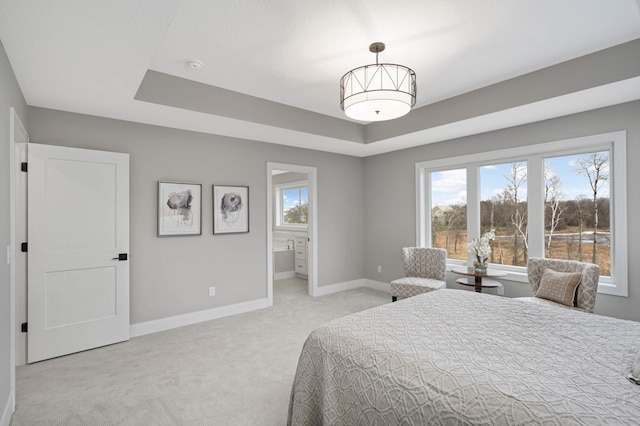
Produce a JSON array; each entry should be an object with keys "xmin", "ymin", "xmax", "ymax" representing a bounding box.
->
[{"xmin": 535, "ymin": 269, "xmax": 582, "ymax": 307}]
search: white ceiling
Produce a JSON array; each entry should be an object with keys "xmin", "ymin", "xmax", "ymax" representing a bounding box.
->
[{"xmin": 1, "ymin": 0, "xmax": 640, "ymax": 156}]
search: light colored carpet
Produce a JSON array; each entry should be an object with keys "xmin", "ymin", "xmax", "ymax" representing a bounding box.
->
[{"xmin": 11, "ymin": 279, "xmax": 389, "ymax": 425}]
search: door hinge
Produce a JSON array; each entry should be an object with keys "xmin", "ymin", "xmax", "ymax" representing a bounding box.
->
[
  {"xmin": 20, "ymin": 162, "xmax": 27, "ymax": 172},
  {"xmin": 21, "ymin": 242, "xmax": 27, "ymax": 252},
  {"xmin": 21, "ymin": 322, "xmax": 28, "ymax": 333}
]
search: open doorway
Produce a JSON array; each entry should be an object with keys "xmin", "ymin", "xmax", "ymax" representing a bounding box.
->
[{"xmin": 266, "ymin": 162, "xmax": 318, "ymax": 305}]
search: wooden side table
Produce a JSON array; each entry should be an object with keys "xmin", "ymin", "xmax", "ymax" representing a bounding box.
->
[{"xmin": 451, "ymin": 266, "xmax": 507, "ymax": 293}]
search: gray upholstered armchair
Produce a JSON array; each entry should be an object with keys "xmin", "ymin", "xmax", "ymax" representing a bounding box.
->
[
  {"xmin": 390, "ymin": 247, "xmax": 447, "ymax": 302},
  {"xmin": 517, "ymin": 257, "xmax": 600, "ymax": 313}
]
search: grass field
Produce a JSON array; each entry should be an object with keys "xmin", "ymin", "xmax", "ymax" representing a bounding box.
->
[{"xmin": 433, "ymin": 226, "xmax": 611, "ymax": 276}]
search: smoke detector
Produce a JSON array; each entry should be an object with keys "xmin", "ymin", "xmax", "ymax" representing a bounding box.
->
[{"xmin": 187, "ymin": 59, "xmax": 203, "ymax": 70}]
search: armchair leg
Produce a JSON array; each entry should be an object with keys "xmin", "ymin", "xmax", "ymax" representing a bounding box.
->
[{"xmin": 392, "ymin": 296, "xmax": 397, "ymax": 302}]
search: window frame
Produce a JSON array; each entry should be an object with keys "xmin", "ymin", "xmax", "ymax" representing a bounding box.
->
[
  {"xmin": 274, "ymin": 180, "xmax": 309, "ymax": 230},
  {"xmin": 416, "ymin": 131, "xmax": 628, "ymax": 297}
]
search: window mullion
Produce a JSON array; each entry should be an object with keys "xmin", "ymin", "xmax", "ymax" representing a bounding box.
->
[
  {"xmin": 277, "ymin": 187, "xmax": 283, "ymax": 226},
  {"xmin": 527, "ymin": 154, "xmax": 544, "ymax": 258},
  {"xmin": 417, "ymin": 167, "xmax": 429, "ymax": 247},
  {"xmin": 467, "ymin": 165, "xmax": 480, "ymax": 245}
]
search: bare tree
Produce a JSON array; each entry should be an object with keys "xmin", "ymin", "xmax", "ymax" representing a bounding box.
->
[
  {"xmin": 284, "ymin": 202, "xmax": 308, "ymax": 224},
  {"xmin": 504, "ymin": 162, "xmax": 527, "ymax": 265},
  {"xmin": 284, "ymin": 188, "xmax": 308, "ymax": 224},
  {"xmin": 544, "ymin": 167, "xmax": 567, "ymax": 257},
  {"xmin": 444, "ymin": 207, "xmax": 458, "ymax": 252},
  {"xmin": 574, "ymin": 152, "xmax": 609, "ymax": 264},
  {"xmin": 575, "ymin": 196, "xmax": 586, "ymax": 261}
]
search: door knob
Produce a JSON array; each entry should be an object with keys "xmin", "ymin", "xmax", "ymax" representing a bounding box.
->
[{"xmin": 112, "ymin": 253, "xmax": 128, "ymax": 261}]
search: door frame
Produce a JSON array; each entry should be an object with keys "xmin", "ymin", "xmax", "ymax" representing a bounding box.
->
[
  {"xmin": 266, "ymin": 162, "xmax": 318, "ymax": 303},
  {"xmin": 9, "ymin": 107, "xmax": 28, "ymax": 414}
]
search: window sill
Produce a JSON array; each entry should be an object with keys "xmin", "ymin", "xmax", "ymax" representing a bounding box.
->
[
  {"xmin": 446, "ymin": 261, "xmax": 529, "ymax": 284},
  {"xmin": 274, "ymin": 225, "xmax": 308, "ymax": 232},
  {"xmin": 446, "ymin": 260, "xmax": 625, "ymax": 296}
]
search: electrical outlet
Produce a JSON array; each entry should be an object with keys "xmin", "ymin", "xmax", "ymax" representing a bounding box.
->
[
  {"xmin": 209, "ymin": 286, "xmax": 216, "ymax": 297},
  {"xmin": 377, "ymin": 265, "xmax": 382, "ymax": 273}
]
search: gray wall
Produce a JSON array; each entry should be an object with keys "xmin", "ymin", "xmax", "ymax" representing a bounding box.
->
[
  {"xmin": 364, "ymin": 100, "xmax": 640, "ymax": 322},
  {"xmin": 0, "ymin": 40, "xmax": 28, "ymax": 419},
  {"xmin": 27, "ymin": 108, "xmax": 365, "ymax": 324}
]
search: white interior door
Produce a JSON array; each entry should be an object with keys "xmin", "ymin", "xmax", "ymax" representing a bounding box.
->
[{"xmin": 27, "ymin": 143, "xmax": 130, "ymax": 363}]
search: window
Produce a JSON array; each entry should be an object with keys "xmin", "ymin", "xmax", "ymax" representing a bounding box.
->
[
  {"xmin": 276, "ymin": 181, "xmax": 308, "ymax": 227},
  {"xmin": 480, "ymin": 161, "xmax": 528, "ymax": 267},
  {"xmin": 543, "ymin": 152, "xmax": 611, "ymax": 276},
  {"xmin": 430, "ymin": 169, "xmax": 467, "ymax": 261},
  {"xmin": 416, "ymin": 132, "xmax": 627, "ymax": 296}
]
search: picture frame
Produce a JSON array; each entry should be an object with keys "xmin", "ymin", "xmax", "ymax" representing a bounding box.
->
[
  {"xmin": 213, "ymin": 185, "xmax": 249, "ymax": 234},
  {"xmin": 158, "ymin": 181, "xmax": 202, "ymax": 236}
]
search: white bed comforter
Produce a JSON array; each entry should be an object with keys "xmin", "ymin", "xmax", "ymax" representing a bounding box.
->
[{"xmin": 288, "ymin": 289, "xmax": 640, "ymax": 425}]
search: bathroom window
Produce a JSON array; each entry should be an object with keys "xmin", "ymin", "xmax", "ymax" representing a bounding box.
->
[{"xmin": 276, "ymin": 181, "xmax": 308, "ymax": 228}]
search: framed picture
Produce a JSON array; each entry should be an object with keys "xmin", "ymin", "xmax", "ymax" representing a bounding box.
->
[
  {"xmin": 213, "ymin": 185, "xmax": 249, "ymax": 234},
  {"xmin": 158, "ymin": 181, "xmax": 202, "ymax": 236}
]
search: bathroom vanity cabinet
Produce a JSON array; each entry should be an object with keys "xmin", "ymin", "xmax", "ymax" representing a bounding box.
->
[{"xmin": 294, "ymin": 235, "xmax": 307, "ymax": 277}]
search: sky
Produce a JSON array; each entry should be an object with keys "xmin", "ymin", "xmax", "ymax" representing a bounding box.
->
[
  {"xmin": 431, "ymin": 151, "xmax": 610, "ymax": 207},
  {"xmin": 282, "ymin": 186, "xmax": 308, "ymax": 211}
]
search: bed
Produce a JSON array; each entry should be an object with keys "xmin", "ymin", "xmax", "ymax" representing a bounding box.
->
[{"xmin": 287, "ymin": 289, "xmax": 640, "ymax": 425}]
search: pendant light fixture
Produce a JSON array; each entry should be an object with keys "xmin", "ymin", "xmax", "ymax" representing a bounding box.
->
[{"xmin": 340, "ymin": 42, "xmax": 416, "ymax": 122}]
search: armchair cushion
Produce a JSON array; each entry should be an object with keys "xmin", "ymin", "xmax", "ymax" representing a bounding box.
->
[{"xmin": 535, "ymin": 269, "xmax": 582, "ymax": 307}]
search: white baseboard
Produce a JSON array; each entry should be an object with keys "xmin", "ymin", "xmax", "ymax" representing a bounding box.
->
[
  {"xmin": 313, "ymin": 279, "xmax": 365, "ymax": 296},
  {"xmin": 362, "ymin": 279, "xmax": 391, "ymax": 293},
  {"xmin": 130, "ymin": 298, "xmax": 271, "ymax": 338},
  {"xmin": 129, "ymin": 278, "xmax": 390, "ymax": 338},
  {"xmin": 0, "ymin": 391, "xmax": 13, "ymax": 426},
  {"xmin": 274, "ymin": 270, "xmax": 296, "ymax": 280},
  {"xmin": 312, "ymin": 278, "xmax": 391, "ymax": 297}
]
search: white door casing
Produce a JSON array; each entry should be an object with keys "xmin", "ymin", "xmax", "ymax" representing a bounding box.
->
[
  {"xmin": 266, "ymin": 162, "xmax": 318, "ymax": 302},
  {"xmin": 14, "ymin": 143, "xmax": 27, "ymax": 367},
  {"xmin": 9, "ymin": 108, "xmax": 28, "ymax": 414},
  {"xmin": 27, "ymin": 143, "xmax": 130, "ymax": 363}
]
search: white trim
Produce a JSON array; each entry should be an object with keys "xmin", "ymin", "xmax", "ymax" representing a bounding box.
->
[
  {"xmin": 8, "ymin": 110, "xmax": 15, "ymax": 423},
  {"xmin": 130, "ymin": 298, "xmax": 270, "ymax": 337},
  {"xmin": 131, "ymin": 279, "xmax": 390, "ymax": 339},
  {"xmin": 467, "ymin": 165, "xmax": 480, "ymax": 242},
  {"xmin": 274, "ymin": 271, "xmax": 296, "ymax": 280},
  {"xmin": 267, "ymin": 162, "xmax": 318, "ymax": 300},
  {"xmin": 8, "ymin": 108, "xmax": 27, "ymax": 419},
  {"xmin": 273, "ymin": 224, "xmax": 309, "ymax": 232},
  {"xmin": 606, "ymin": 136, "xmax": 628, "ymax": 296},
  {"xmin": 0, "ymin": 391, "xmax": 13, "ymax": 426},
  {"xmin": 445, "ymin": 261, "xmax": 529, "ymax": 284},
  {"xmin": 526, "ymin": 154, "xmax": 545, "ymax": 259},
  {"xmin": 416, "ymin": 131, "xmax": 628, "ymax": 296},
  {"xmin": 312, "ymin": 279, "xmax": 391, "ymax": 297},
  {"xmin": 313, "ymin": 279, "xmax": 365, "ymax": 297},
  {"xmin": 362, "ymin": 279, "xmax": 391, "ymax": 293},
  {"xmin": 415, "ymin": 131, "xmax": 625, "ymax": 171},
  {"xmin": 415, "ymin": 164, "xmax": 427, "ymax": 247}
]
